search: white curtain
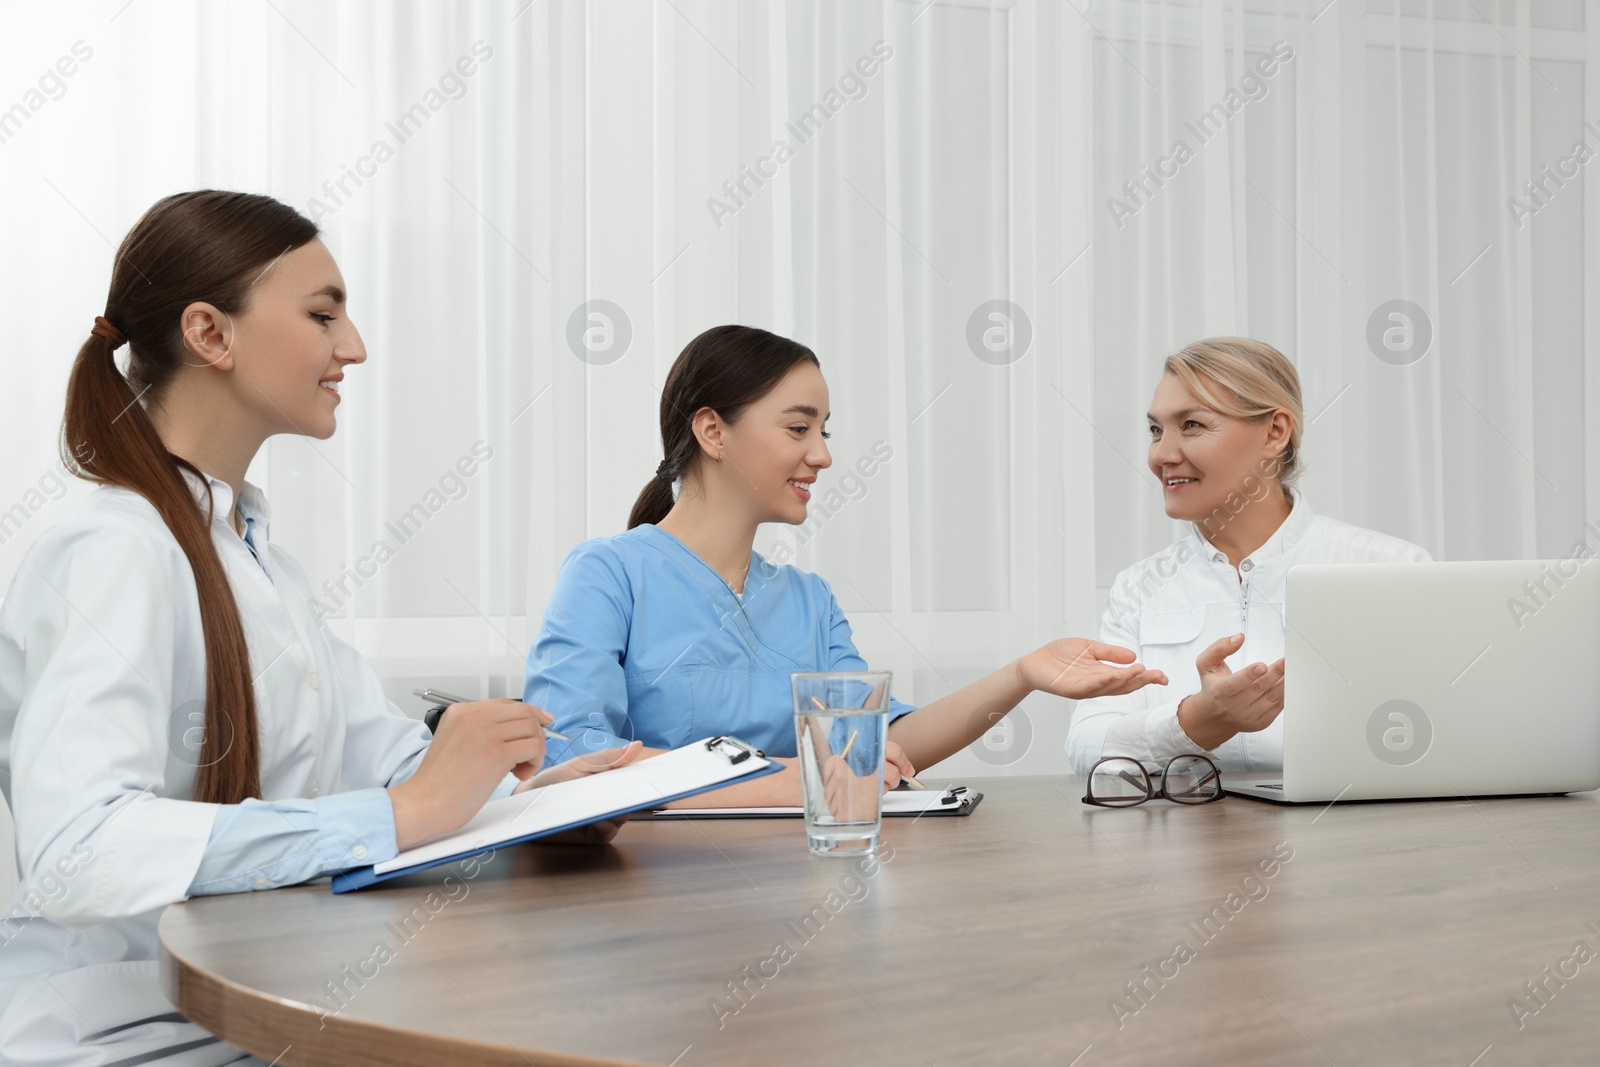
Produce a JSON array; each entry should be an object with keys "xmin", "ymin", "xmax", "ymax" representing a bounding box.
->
[{"xmin": 0, "ymin": 0, "xmax": 1592, "ymax": 807}]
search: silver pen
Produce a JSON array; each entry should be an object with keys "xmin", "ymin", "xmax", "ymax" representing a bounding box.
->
[{"xmin": 412, "ymin": 688, "xmax": 572, "ymax": 742}]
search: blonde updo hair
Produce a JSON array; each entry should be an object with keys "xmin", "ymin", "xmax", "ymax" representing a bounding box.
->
[{"xmin": 1162, "ymin": 337, "xmax": 1304, "ymax": 488}]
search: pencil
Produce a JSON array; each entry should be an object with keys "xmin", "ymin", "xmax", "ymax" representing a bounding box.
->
[{"xmin": 811, "ymin": 696, "xmax": 924, "ymax": 787}]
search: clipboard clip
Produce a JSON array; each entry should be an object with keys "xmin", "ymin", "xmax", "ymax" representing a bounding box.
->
[{"xmin": 704, "ymin": 736, "xmax": 763, "ymax": 764}]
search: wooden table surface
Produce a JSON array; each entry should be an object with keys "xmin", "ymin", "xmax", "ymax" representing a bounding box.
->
[{"xmin": 159, "ymin": 777, "xmax": 1600, "ymax": 1066}]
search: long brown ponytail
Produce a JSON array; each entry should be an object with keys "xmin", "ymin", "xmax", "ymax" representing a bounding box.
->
[
  {"xmin": 63, "ymin": 191, "xmax": 318, "ymax": 805},
  {"xmin": 628, "ymin": 325, "xmax": 820, "ymax": 529}
]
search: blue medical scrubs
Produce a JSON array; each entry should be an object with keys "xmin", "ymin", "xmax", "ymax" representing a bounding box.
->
[{"xmin": 525, "ymin": 524, "xmax": 916, "ymax": 766}]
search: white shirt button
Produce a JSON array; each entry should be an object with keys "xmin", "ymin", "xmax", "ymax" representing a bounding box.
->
[
  {"xmin": 307, "ymin": 671, "xmax": 321, "ymax": 690},
  {"xmin": 352, "ymin": 844, "xmax": 368, "ymax": 861},
  {"xmin": 1241, "ymin": 560, "xmax": 1254, "ymax": 572},
  {"xmin": 254, "ymin": 876, "xmax": 269, "ymax": 889}
]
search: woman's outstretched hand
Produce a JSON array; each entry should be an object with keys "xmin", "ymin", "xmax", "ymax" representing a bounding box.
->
[{"xmin": 1015, "ymin": 639, "xmax": 1168, "ymax": 700}]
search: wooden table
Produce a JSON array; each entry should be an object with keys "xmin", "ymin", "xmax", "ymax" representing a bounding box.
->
[{"xmin": 160, "ymin": 777, "xmax": 1600, "ymax": 1066}]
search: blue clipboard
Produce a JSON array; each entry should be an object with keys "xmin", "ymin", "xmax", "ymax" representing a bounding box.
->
[{"xmin": 332, "ymin": 736, "xmax": 780, "ymax": 893}]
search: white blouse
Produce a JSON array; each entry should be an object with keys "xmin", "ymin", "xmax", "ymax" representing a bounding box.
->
[
  {"xmin": 1066, "ymin": 492, "xmax": 1431, "ymax": 774},
  {"xmin": 0, "ymin": 472, "xmax": 438, "ymax": 1066}
]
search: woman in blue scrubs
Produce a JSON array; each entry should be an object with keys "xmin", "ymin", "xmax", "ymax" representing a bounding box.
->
[{"xmin": 526, "ymin": 325, "xmax": 1168, "ymax": 804}]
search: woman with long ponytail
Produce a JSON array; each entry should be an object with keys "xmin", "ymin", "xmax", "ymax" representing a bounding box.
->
[{"xmin": 0, "ymin": 191, "xmax": 639, "ymax": 1066}]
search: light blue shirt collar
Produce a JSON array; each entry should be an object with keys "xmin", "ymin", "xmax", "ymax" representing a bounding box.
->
[{"xmin": 177, "ymin": 467, "xmax": 273, "ymax": 576}]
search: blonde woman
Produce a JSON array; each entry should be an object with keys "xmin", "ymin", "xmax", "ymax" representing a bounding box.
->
[{"xmin": 1066, "ymin": 337, "xmax": 1430, "ymax": 775}]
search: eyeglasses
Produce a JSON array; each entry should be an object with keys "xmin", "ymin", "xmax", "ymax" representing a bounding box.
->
[{"xmin": 1082, "ymin": 755, "xmax": 1224, "ymax": 807}]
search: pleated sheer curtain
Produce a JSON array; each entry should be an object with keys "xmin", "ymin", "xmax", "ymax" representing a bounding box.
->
[{"xmin": 0, "ymin": 0, "xmax": 1593, "ymax": 794}]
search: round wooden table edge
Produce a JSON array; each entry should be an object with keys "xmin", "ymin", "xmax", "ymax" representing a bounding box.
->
[{"xmin": 158, "ymin": 912, "xmax": 660, "ymax": 1067}]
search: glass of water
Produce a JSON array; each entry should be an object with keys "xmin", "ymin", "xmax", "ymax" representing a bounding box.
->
[{"xmin": 791, "ymin": 670, "xmax": 892, "ymax": 856}]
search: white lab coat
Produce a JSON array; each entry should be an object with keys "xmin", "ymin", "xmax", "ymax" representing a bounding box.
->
[
  {"xmin": 0, "ymin": 473, "xmax": 435, "ymax": 1065},
  {"xmin": 1066, "ymin": 492, "xmax": 1431, "ymax": 773}
]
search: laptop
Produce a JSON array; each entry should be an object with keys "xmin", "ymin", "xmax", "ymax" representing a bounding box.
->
[{"xmin": 1225, "ymin": 560, "xmax": 1600, "ymax": 804}]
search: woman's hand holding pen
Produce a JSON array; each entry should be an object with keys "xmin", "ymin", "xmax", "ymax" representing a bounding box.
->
[
  {"xmin": 882, "ymin": 741, "xmax": 915, "ymax": 791},
  {"xmin": 388, "ymin": 700, "xmax": 554, "ymax": 851},
  {"xmin": 820, "ymin": 740, "xmax": 915, "ymax": 820}
]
